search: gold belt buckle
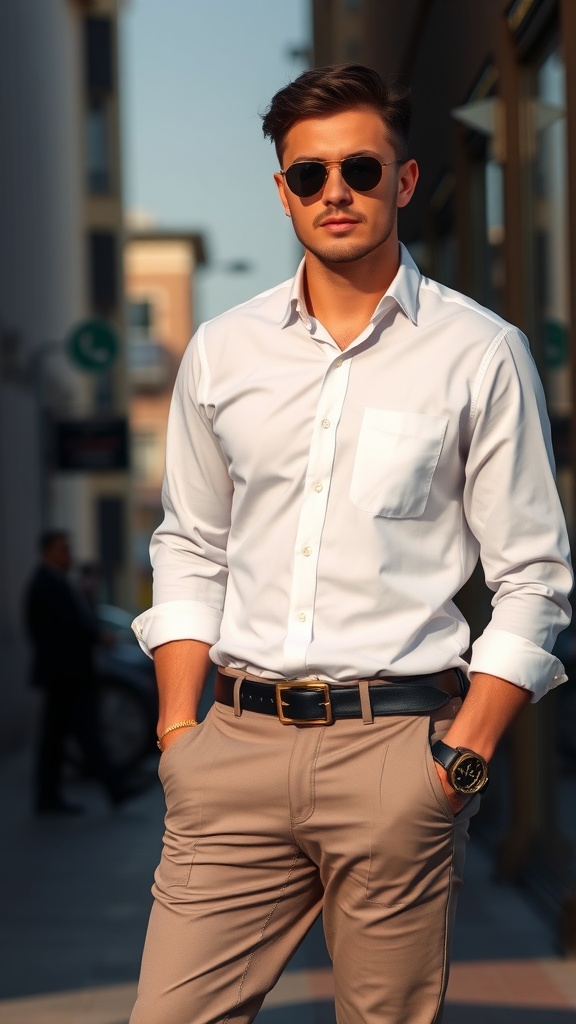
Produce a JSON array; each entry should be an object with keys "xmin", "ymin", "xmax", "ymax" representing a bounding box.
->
[{"xmin": 275, "ymin": 681, "xmax": 334, "ymax": 725}]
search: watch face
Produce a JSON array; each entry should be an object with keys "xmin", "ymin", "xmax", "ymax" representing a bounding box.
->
[{"xmin": 451, "ymin": 752, "xmax": 488, "ymax": 794}]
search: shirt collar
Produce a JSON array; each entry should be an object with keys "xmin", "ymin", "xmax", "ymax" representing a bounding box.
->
[
  {"xmin": 374, "ymin": 243, "xmax": 420, "ymax": 326},
  {"xmin": 280, "ymin": 242, "xmax": 421, "ymax": 329},
  {"xmin": 280, "ymin": 258, "xmax": 309, "ymax": 328}
]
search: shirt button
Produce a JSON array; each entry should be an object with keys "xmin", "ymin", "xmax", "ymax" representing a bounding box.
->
[
  {"xmin": 335, "ymin": 358, "xmax": 343, "ymax": 367},
  {"xmin": 314, "ymin": 482, "xmax": 323, "ymax": 493},
  {"xmin": 302, "ymin": 546, "xmax": 312, "ymax": 557},
  {"xmin": 298, "ymin": 612, "xmax": 306, "ymax": 622},
  {"xmin": 321, "ymin": 418, "xmax": 330, "ymax": 429}
]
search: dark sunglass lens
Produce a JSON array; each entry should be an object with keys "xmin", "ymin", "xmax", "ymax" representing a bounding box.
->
[
  {"xmin": 285, "ymin": 162, "xmax": 326, "ymax": 197},
  {"xmin": 342, "ymin": 157, "xmax": 383, "ymax": 192}
]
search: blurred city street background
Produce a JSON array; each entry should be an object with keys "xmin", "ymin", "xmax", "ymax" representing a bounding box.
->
[{"xmin": 2, "ymin": 0, "xmax": 576, "ymax": 1020}]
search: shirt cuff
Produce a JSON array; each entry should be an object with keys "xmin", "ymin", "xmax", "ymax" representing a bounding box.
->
[
  {"xmin": 131, "ymin": 600, "xmax": 222, "ymax": 659},
  {"xmin": 469, "ymin": 629, "xmax": 567, "ymax": 702}
]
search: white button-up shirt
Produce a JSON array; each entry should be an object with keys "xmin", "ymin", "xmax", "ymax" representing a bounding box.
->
[{"xmin": 133, "ymin": 245, "xmax": 572, "ymax": 701}]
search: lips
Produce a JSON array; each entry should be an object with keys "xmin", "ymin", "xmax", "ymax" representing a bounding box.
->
[
  {"xmin": 319, "ymin": 217, "xmax": 362, "ymax": 233},
  {"xmin": 320, "ymin": 217, "xmax": 360, "ymax": 227}
]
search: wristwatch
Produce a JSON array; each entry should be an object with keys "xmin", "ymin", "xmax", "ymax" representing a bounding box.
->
[{"xmin": 431, "ymin": 739, "xmax": 489, "ymax": 795}]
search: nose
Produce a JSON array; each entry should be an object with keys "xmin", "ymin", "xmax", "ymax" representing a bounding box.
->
[{"xmin": 321, "ymin": 163, "xmax": 353, "ymax": 206}]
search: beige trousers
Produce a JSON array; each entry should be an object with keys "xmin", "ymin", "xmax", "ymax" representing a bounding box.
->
[{"xmin": 130, "ymin": 694, "xmax": 478, "ymax": 1024}]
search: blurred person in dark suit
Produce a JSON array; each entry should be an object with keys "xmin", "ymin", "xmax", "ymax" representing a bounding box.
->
[{"xmin": 25, "ymin": 530, "xmax": 152, "ymax": 814}]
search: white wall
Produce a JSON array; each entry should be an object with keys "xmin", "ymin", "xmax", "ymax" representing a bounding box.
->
[{"xmin": 0, "ymin": 0, "xmax": 86, "ymax": 747}]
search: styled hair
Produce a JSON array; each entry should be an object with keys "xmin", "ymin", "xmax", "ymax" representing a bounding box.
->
[{"xmin": 261, "ymin": 63, "xmax": 411, "ymax": 163}]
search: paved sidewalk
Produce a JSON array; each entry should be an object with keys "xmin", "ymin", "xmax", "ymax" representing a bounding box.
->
[{"xmin": 0, "ymin": 744, "xmax": 575, "ymax": 1024}]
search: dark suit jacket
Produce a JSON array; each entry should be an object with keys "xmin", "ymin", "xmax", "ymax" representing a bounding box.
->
[{"xmin": 25, "ymin": 564, "xmax": 101, "ymax": 689}]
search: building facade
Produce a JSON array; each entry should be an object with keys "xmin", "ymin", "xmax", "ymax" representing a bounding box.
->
[
  {"xmin": 0, "ymin": 0, "xmax": 130, "ymax": 747},
  {"xmin": 124, "ymin": 230, "xmax": 206, "ymax": 610}
]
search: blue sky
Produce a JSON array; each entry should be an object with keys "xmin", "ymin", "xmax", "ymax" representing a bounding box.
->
[{"xmin": 121, "ymin": 0, "xmax": 310, "ymax": 323}]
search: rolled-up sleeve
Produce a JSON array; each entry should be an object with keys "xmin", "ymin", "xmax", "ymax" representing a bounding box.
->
[
  {"xmin": 132, "ymin": 326, "xmax": 233, "ymax": 658},
  {"xmin": 465, "ymin": 327, "xmax": 572, "ymax": 700}
]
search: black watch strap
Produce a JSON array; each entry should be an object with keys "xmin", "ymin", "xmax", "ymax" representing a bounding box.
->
[{"xmin": 430, "ymin": 738, "xmax": 459, "ymax": 773}]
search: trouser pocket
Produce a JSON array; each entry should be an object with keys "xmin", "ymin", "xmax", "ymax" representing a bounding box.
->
[{"xmin": 366, "ymin": 709, "xmax": 460, "ymax": 907}]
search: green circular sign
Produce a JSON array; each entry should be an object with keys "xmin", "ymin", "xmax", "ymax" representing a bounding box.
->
[{"xmin": 67, "ymin": 319, "xmax": 119, "ymax": 372}]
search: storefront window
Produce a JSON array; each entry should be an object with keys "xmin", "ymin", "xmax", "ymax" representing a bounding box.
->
[
  {"xmin": 484, "ymin": 157, "xmax": 505, "ymax": 314},
  {"xmin": 86, "ymin": 100, "xmax": 111, "ymax": 193},
  {"xmin": 451, "ymin": 71, "xmax": 505, "ymax": 312},
  {"xmin": 533, "ymin": 46, "xmax": 569, "ymax": 417},
  {"xmin": 530, "ymin": 43, "xmax": 571, "ymax": 519}
]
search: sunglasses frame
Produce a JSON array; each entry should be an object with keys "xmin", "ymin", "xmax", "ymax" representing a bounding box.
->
[{"xmin": 280, "ymin": 156, "xmax": 403, "ymax": 198}]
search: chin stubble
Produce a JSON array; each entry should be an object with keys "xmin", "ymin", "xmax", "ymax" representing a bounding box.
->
[{"xmin": 293, "ymin": 215, "xmax": 396, "ymax": 266}]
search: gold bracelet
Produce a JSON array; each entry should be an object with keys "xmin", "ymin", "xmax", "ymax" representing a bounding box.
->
[{"xmin": 157, "ymin": 719, "xmax": 198, "ymax": 751}]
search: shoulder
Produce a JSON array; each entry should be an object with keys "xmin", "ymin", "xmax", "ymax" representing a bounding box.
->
[
  {"xmin": 418, "ymin": 274, "xmax": 519, "ymax": 342},
  {"xmin": 177, "ymin": 276, "xmax": 295, "ymax": 392}
]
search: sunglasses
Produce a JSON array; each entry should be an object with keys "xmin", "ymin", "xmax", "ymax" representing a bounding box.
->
[{"xmin": 281, "ymin": 156, "xmax": 402, "ymax": 198}]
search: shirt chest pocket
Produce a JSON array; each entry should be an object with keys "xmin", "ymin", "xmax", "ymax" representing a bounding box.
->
[{"xmin": 350, "ymin": 409, "xmax": 449, "ymax": 519}]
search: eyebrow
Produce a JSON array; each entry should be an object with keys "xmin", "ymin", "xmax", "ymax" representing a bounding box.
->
[{"xmin": 289, "ymin": 149, "xmax": 384, "ymax": 164}]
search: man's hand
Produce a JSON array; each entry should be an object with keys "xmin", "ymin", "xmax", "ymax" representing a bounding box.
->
[
  {"xmin": 441, "ymin": 672, "xmax": 531, "ymax": 759},
  {"xmin": 432, "ymin": 671, "xmax": 532, "ymax": 815},
  {"xmin": 433, "ymin": 762, "xmax": 470, "ymax": 816},
  {"xmin": 153, "ymin": 639, "xmax": 211, "ymax": 753},
  {"xmin": 159, "ymin": 723, "xmax": 198, "ymax": 753}
]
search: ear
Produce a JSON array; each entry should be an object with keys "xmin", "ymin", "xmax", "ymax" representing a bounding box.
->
[
  {"xmin": 274, "ymin": 172, "xmax": 291, "ymax": 217},
  {"xmin": 397, "ymin": 159, "xmax": 419, "ymax": 209}
]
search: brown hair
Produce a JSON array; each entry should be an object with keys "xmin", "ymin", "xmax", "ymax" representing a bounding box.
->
[{"xmin": 261, "ymin": 63, "xmax": 411, "ymax": 164}]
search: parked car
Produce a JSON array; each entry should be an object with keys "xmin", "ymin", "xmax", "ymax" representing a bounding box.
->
[
  {"xmin": 92, "ymin": 604, "xmax": 159, "ymax": 771},
  {"xmin": 87, "ymin": 604, "xmax": 217, "ymax": 772}
]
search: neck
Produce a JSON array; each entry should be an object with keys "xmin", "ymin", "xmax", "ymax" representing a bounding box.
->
[{"xmin": 303, "ymin": 242, "xmax": 401, "ymax": 350}]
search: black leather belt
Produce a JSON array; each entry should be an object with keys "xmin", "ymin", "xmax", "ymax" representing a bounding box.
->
[{"xmin": 215, "ymin": 669, "xmax": 466, "ymax": 725}]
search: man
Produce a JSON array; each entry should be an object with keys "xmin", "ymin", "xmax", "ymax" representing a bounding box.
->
[
  {"xmin": 130, "ymin": 65, "xmax": 572, "ymax": 1023},
  {"xmin": 26, "ymin": 531, "xmax": 101, "ymax": 813},
  {"xmin": 25, "ymin": 530, "xmax": 152, "ymax": 813}
]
